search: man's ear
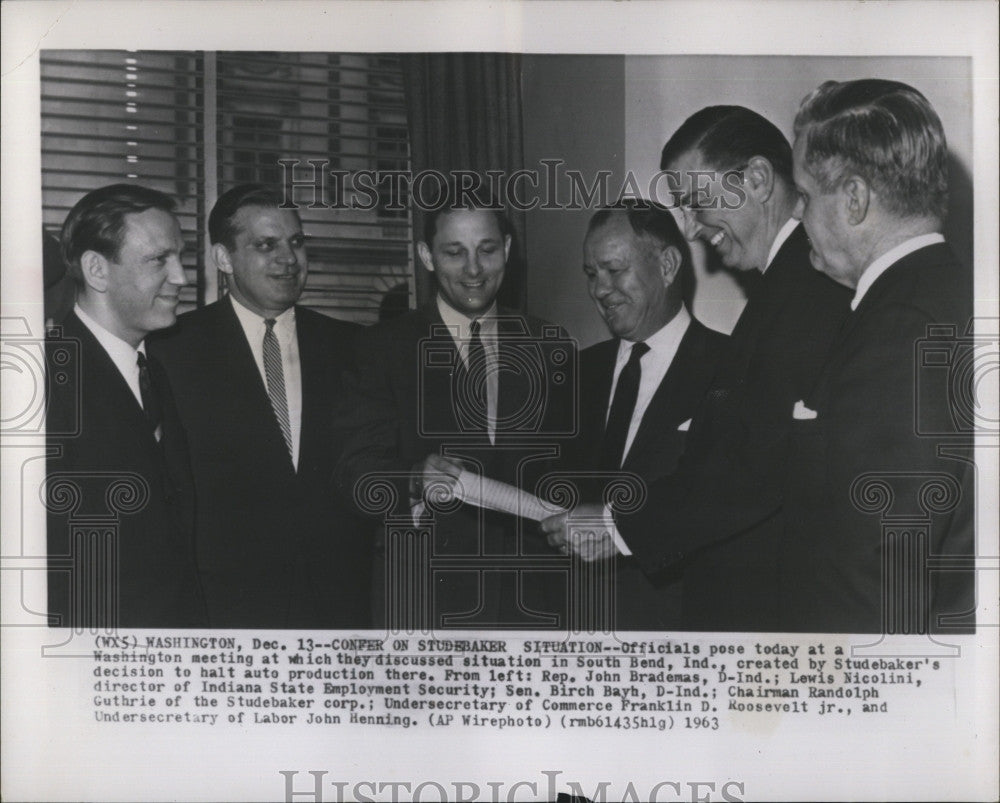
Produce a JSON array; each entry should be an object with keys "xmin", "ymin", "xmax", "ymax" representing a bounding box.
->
[
  {"xmin": 79, "ymin": 250, "xmax": 109, "ymax": 293},
  {"xmin": 743, "ymin": 155, "xmax": 775, "ymax": 204},
  {"xmin": 842, "ymin": 176, "xmax": 870, "ymax": 226},
  {"xmin": 212, "ymin": 243, "xmax": 234, "ymax": 275},
  {"xmin": 658, "ymin": 245, "xmax": 682, "ymax": 286},
  {"xmin": 417, "ymin": 241, "xmax": 435, "ymax": 273}
]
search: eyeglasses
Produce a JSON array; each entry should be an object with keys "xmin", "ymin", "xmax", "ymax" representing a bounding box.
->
[{"xmin": 678, "ymin": 163, "xmax": 748, "ymax": 213}]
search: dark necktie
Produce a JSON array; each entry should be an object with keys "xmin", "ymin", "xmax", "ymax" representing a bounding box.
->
[
  {"xmin": 465, "ymin": 318, "xmax": 488, "ymax": 430},
  {"xmin": 263, "ymin": 318, "xmax": 293, "ymax": 458},
  {"xmin": 598, "ymin": 341, "xmax": 649, "ymax": 471},
  {"xmin": 136, "ymin": 351, "xmax": 162, "ymax": 437}
]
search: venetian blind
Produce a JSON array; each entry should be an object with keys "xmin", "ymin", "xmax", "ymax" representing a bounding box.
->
[{"xmin": 40, "ymin": 50, "xmax": 412, "ymax": 323}]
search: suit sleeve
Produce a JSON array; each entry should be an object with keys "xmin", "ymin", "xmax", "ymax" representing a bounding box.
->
[{"xmin": 332, "ymin": 325, "xmax": 413, "ymax": 516}]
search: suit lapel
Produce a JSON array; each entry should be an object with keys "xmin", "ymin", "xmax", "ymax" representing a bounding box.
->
[
  {"xmin": 65, "ymin": 312, "xmax": 158, "ymax": 451},
  {"xmin": 807, "ymin": 243, "xmax": 951, "ymax": 409},
  {"xmin": 623, "ymin": 321, "xmax": 703, "ymax": 471},
  {"xmin": 215, "ymin": 299, "xmax": 296, "ymax": 474},
  {"xmin": 585, "ymin": 339, "xmax": 619, "ymax": 445},
  {"xmin": 419, "ymin": 305, "xmax": 467, "ymax": 436},
  {"xmin": 295, "ymin": 309, "xmax": 322, "ymax": 471}
]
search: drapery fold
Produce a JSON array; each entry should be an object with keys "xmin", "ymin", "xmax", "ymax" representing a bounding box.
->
[{"xmin": 402, "ymin": 53, "xmax": 526, "ymax": 310}]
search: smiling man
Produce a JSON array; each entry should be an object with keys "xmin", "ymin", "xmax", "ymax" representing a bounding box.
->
[
  {"xmin": 543, "ymin": 107, "xmax": 853, "ymax": 631},
  {"xmin": 335, "ymin": 179, "xmax": 574, "ymax": 630},
  {"xmin": 570, "ymin": 200, "xmax": 728, "ymax": 629},
  {"xmin": 47, "ymin": 184, "xmax": 206, "ymax": 627},
  {"xmin": 150, "ymin": 184, "xmax": 371, "ymax": 628}
]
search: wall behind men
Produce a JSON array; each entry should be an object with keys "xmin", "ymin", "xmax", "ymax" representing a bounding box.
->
[
  {"xmin": 522, "ymin": 55, "xmax": 627, "ymax": 350},
  {"xmin": 524, "ymin": 55, "xmax": 973, "ymax": 347}
]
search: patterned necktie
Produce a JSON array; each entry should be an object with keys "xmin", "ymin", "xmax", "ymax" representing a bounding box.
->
[
  {"xmin": 263, "ymin": 318, "xmax": 293, "ymax": 457},
  {"xmin": 598, "ymin": 341, "xmax": 650, "ymax": 471},
  {"xmin": 136, "ymin": 351, "xmax": 162, "ymax": 438}
]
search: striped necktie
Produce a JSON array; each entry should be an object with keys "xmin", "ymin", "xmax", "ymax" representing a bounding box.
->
[{"xmin": 263, "ymin": 318, "xmax": 293, "ymax": 457}]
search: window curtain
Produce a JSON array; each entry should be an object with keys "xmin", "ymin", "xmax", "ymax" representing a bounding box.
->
[{"xmin": 401, "ymin": 53, "xmax": 526, "ymax": 311}]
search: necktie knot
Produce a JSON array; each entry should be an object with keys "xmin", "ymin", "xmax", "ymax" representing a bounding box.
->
[
  {"xmin": 265, "ymin": 318, "xmax": 277, "ymax": 333},
  {"xmin": 629, "ymin": 341, "xmax": 650, "ymax": 363}
]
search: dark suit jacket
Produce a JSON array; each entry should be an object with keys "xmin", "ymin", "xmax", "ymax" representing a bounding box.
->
[
  {"xmin": 149, "ymin": 299, "xmax": 372, "ymax": 628},
  {"xmin": 46, "ymin": 312, "xmax": 206, "ymax": 628},
  {"xmin": 616, "ymin": 223, "xmax": 853, "ymax": 630},
  {"xmin": 334, "ymin": 303, "xmax": 575, "ymax": 629},
  {"xmin": 572, "ymin": 317, "xmax": 728, "ymax": 630},
  {"xmin": 780, "ymin": 242, "xmax": 974, "ymax": 632}
]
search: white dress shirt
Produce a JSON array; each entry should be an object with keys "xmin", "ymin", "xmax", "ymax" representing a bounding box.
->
[
  {"xmin": 851, "ymin": 233, "xmax": 945, "ymax": 310},
  {"xmin": 606, "ymin": 305, "xmax": 691, "ymax": 465},
  {"xmin": 229, "ymin": 295, "xmax": 303, "ymax": 469},
  {"xmin": 436, "ymin": 295, "xmax": 500, "ymax": 445},
  {"xmin": 603, "ymin": 307, "xmax": 691, "ymax": 556}
]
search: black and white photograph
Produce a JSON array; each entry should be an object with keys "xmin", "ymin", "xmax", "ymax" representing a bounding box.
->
[{"xmin": 2, "ymin": 1, "xmax": 998, "ymax": 801}]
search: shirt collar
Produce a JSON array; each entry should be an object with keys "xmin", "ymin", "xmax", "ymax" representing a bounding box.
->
[
  {"xmin": 436, "ymin": 294, "xmax": 498, "ymax": 340},
  {"xmin": 763, "ymin": 218, "xmax": 800, "ymax": 274},
  {"xmin": 851, "ymin": 233, "xmax": 945, "ymax": 310},
  {"xmin": 619, "ymin": 304, "xmax": 691, "ymax": 356},
  {"xmin": 229, "ymin": 293, "xmax": 296, "ymax": 332},
  {"xmin": 74, "ymin": 303, "xmax": 144, "ymax": 366}
]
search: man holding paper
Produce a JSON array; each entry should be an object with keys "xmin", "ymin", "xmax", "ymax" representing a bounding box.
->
[
  {"xmin": 543, "ymin": 106, "xmax": 851, "ymax": 630},
  {"xmin": 544, "ymin": 82, "xmax": 975, "ymax": 633},
  {"xmin": 568, "ymin": 200, "xmax": 728, "ymax": 630},
  {"xmin": 335, "ymin": 180, "xmax": 574, "ymax": 629}
]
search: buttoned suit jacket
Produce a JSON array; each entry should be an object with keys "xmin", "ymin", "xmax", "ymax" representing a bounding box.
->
[
  {"xmin": 616, "ymin": 224, "xmax": 853, "ymax": 630},
  {"xmin": 779, "ymin": 242, "xmax": 974, "ymax": 632},
  {"xmin": 149, "ymin": 299, "xmax": 371, "ymax": 628},
  {"xmin": 572, "ymin": 317, "xmax": 728, "ymax": 630},
  {"xmin": 47, "ymin": 311, "xmax": 207, "ymax": 628},
  {"xmin": 334, "ymin": 303, "xmax": 575, "ymax": 629}
]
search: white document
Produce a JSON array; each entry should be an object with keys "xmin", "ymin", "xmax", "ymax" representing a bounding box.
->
[{"xmin": 450, "ymin": 469, "xmax": 566, "ymax": 521}]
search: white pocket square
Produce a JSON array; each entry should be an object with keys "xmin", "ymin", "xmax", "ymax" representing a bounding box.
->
[
  {"xmin": 793, "ymin": 400, "xmax": 818, "ymax": 420},
  {"xmin": 677, "ymin": 418, "xmax": 692, "ymax": 432}
]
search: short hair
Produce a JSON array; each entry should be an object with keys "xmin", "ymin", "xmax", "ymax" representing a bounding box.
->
[
  {"xmin": 419, "ymin": 176, "xmax": 512, "ymax": 245},
  {"xmin": 793, "ymin": 79, "xmax": 948, "ymax": 221},
  {"xmin": 209, "ymin": 184, "xmax": 298, "ymax": 250},
  {"xmin": 586, "ymin": 198, "xmax": 693, "ymax": 303},
  {"xmin": 660, "ymin": 105, "xmax": 794, "ymax": 185},
  {"xmin": 60, "ymin": 184, "xmax": 176, "ymax": 284}
]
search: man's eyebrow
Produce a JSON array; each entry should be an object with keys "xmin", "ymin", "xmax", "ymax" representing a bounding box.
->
[{"xmin": 148, "ymin": 247, "xmax": 179, "ymax": 260}]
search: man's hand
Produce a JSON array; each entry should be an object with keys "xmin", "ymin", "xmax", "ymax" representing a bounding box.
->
[
  {"xmin": 410, "ymin": 454, "xmax": 465, "ymax": 503},
  {"xmin": 540, "ymin": 503, "xmax": 618, "ymax": 562}
]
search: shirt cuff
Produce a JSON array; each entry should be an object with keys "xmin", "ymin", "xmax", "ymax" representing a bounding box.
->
[{"xmin": 606, "ymin": 505, "xmax": 630, "ymax": 556}]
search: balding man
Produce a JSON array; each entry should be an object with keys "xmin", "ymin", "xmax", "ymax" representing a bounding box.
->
[{"xmin": 781, "ymin": 79, "xmax": 974, "ymax": 632}]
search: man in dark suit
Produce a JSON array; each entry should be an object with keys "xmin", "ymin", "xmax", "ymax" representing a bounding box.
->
[
  {"xmin": 543, "ymin": 107, "xmax": 852, "ymax": 630},
  {"xmin": 570, "ymin": 200, "xmax": 728, "ymax": 630},
  {"xmin": 47, "ymin": 184, "xmax": 206, "ymax": 628},
  {"xmin": 150, "ymin": 184, "xmax": 371, "ymax": 628},
  {"xmin": 778, "ymin": 79, "xmax": 974, "ymax": 632},
  {"xmin": 335, "ymin": 182, "xmax": 573, "ymax": 630}
]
